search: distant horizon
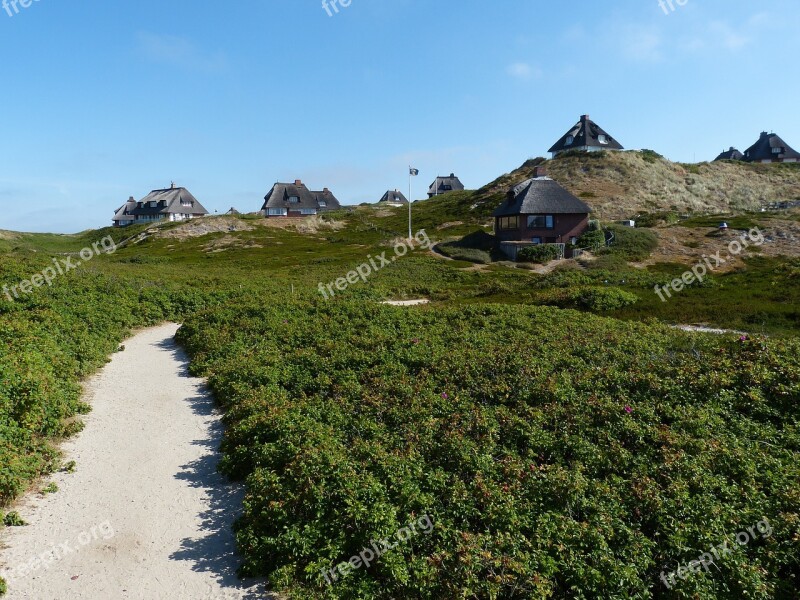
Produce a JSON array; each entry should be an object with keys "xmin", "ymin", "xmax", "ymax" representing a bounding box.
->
[{"xmin": 1, "ymin": 0, "xmax": 797, "ymax": 233}]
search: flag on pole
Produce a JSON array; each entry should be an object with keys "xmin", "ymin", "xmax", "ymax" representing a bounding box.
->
[{"xmin": 409, "ymin": 167, "xmax": 419, "ymax": 176}]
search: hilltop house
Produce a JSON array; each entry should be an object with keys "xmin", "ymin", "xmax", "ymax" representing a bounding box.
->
[
  {"xmin": 714, "ymin": 147, "xmax": 744, "ymax": 161},
  {"xmin": 742, "ymin": 132, "xmax": 800, "ymax": 163},
  {"xmin": 262, "ymin": 180, "xmax": 341, "ymax": 217},
  {"xmin": 548, "ymin": 114, "xmax": 624, "ymax": 158},
  {"xmin": 492, "ymin": 166, "xmax": 591, "ymax": 259},
  {"xmin": 112, "ymin": 184, "xmax": 209, "ymax": 227},
  {"xmin": 428, "ymin": 174, "xmax": 464, "ymax": 197},
  {"xmin": 378, "ymin": 190, "xmax": 408, "ymax": 205}
]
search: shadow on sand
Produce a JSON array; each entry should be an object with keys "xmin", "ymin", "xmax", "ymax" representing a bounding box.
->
[{"xmin": 156, "ymin": 335, "xmax": 276, "ymax": 600}]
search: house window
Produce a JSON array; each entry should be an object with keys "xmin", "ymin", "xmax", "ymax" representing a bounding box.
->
[
  {"xmin": 498, "ymin": 216, "xmax": 519, "ymax": 230},
  {"xmin": 288, "ymin": 196, "xmax": 300, "ymax": 203},
  {"xmin": 527, "ymin": 215, "xmax": 554, "ymax": 229},
  {"xmin": 598, "ymin": 135, "xmax": 608, "ymax": 144},
  {"xmin": 150, "ymin": 201, "xmax": 157, "ymax": 208},
  {"xmin": 772, "ymin": 147, "xmax": 782, "ymax": 154},
  {"xmin": 566, "ymin": 135, "xmax": 574, "ymax": 145},
  {"xmin": 531, "ymin": 237, "xmax": 542, "ymax": 245},
  {"xmin": 300, "ymin": 208, "xmax": 317, "ymax": 215},
  {"xmin": 181, "ymin": 200, "xmax": 193, "ymax": 207},
  {"xmin": 570, "ymin": 237, "xmax": 578, "ymax": 245},
  {"xmin": 268, "ymin": 208, "xmax": 288, "ymax": 216},
  {"xmin": 319, "ymin": 201, "xmax": 327, "ymax": 207}
]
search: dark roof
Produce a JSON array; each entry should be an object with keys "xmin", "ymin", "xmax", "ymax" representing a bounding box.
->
[
  {"xmin": 492, "ymin": 177, "xmax": 591, "ymax": 217},
  {"xmin": 742, "ymin": 132, "xmax": 800, "ymax": 162},
  {"xmin": 548, "ymin": 114, "xmax": 624, "ymax": 155},
  {"xmin": 262, "ymin": 181, "xmax": 341, "ymax": 212},
  {"xmin": 428, "ymin": 174, "xmax": 464, "ymax": 196},
  {"xmin": 225, "ymin": 207, "xmax": 241, "ymax": 215},
  {"xmin": 379, "ymin": 190, "xmax": 408, "ymax": 204},
  {"xmin": 714, "ymin": 147, "xmax": 744, "ymax": 161},
  {"xmin": 130, "ymin": 186, "xmax": 209, "ymax": 217},
  {"xmin": 113, "ymin": 196, "xmax": 137, "ymax": 223}
]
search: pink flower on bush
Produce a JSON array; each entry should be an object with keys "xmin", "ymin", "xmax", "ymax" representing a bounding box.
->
[
  {"xmin": 624, "ymin": 405, "xmax": 633, "ymax": 414},
  {"xmin": 441, "ymin": 392, "xmax": 448, "ymax": 399}
]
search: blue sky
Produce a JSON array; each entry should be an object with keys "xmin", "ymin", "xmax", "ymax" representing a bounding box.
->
[{"xmin": 0, "ymin": 0, "xmax": 797, "ymax": 233}]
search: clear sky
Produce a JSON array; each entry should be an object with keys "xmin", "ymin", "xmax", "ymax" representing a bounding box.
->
[{"xmin": 0, "ymin": 0, "xmax": 797, "ymax": 233}]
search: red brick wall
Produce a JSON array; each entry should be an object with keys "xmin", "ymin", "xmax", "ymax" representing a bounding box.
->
[{"xmin": 495, "ymin": 213, "xmax": 589, "ymax": 243}]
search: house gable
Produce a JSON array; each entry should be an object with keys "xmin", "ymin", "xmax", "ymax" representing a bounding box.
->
[{"xmin": 548, "ymin": 114, "xmax": 624, "ymax": 158}]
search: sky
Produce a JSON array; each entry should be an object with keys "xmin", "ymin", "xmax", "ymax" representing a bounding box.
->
[{"xmin": 0, "ymin": 0, "xmax": 798, "ymax": 233}]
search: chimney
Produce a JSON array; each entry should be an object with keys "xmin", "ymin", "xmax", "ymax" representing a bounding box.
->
[
  {"xmin": 294, "ymin": 179, "xmax": 303, "ymax": 186},
  {"xmin": 323, "ymin": 187, "xmax": 329, "ymax": 193},
  {"xmin": 450, "ymin": 173, "xmax": 455, "ymax": 178},
  {"xmin": 760, "ymin": 132, "xmax": 769, "ymax": 139},
  {"xmin": 129, "ymin": 196, "xmax": 135, "ymax": 202},
  {"xmin": 533, "ymin": 165, "xmax": 548, "ymax": 178},
  {"xmin": 170, "ymin": 181, "xmax": 176, "ymax": 189},
  {"xmin": 581, "ymin": 114, "xmax": 590, "ymax": 123}
]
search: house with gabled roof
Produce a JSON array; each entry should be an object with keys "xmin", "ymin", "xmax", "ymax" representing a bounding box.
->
[
  {"xmin": 742, "ymin": 132, "xmax": 800, "ymax": 163},
  {"xmin": 714, "ymin": 147, "xmax": 744, "ymax": 161},
  {"xmin": 549, "ymin": 114, "xmax": 624, "ymax": 158},
  {"xmin": 378, "ymin": 190, "xmax": 408, "ymax": 205},
  {"xmin": 112, "ymin": 184, "xmax": 209, "ymax": 227},
  {"xmin": 261, "ymin": 179, "xmax": 341, "ymax": 217},
  {"xmin": 492, "ymin": 165, "xmax": 591, "ymax": 258},
  {"xmin": 427, "ymin": 174, "xmax": 464, "ymax": 197}
]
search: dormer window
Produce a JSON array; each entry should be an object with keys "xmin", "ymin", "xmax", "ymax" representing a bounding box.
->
[
  {"xmin": 319, "ymin": 200, "xmax": 327, "ymax": 207},
  {"xmin": 150, "ymin": 201, "xmax": 158, "ymax": 208},
  {"xmin": 288, "ymin": 196, "xmax": 300, "ymax": 203},
  {"xmin": 772, "ymin": 147, "xmax": 782, "ymax": 154},
  {"xmin": 566, "ymin": 135, "xmax": 574, "ymax": 145},
  {"xmin": 181, "ymin": 199, "xmax": 193, "ymax": 207},
  {"xmin": 598, "ymin": 135, "xmax": 608, "ymax": 144}
]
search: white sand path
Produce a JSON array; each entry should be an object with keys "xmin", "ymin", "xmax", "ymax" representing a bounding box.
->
[{"xmin": 0, "ymin": 323, "xmax": 270, "ymax": 599}]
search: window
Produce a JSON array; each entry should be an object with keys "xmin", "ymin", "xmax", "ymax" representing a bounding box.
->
[
  {"xmin": 268, "ymin": 208, "xmax": 288, "ymax": 216},
  {"xmin": 498, "ymin": 216, "xmax": 519, "ymax": 230},
  {"xmin": 442, "ymin": 185, "xmax": 452, "ymax": 191},
  {"xmin": 566, "ymin": 135, "xmax": 574, "ymax": 145},
  {"xmin": 300, "ymin": 208, "xmax": 317, "ymax": 215},
  {"xmin": 527, "ymin": 215, "xmax": 554, "ymax": 229},
  {"xmin": 150, "ymin": 201, "xmax": 157, "ymax": 208},
  {"xmin": 531, "ymin": 237, "xmax": 542, "ymax": 245},
  {"xmin": 319, "ymin": 200, "xmax": 327, "ymax": 207},
  {"xmin": 570, "ymin": 237, "xmax": 578, "ymax": 245},
  {"xmin": 598, "ymin": 134, "xmax": 608, "ymax": 144},
  {"xmin": 288, "ymin": 196, "xmax": 300, "ymax": 203},
  {"xmin": 772, "ymin": 147, "xmax": 782, "ymax": 154},
  {"xmin": 181, "ymin": 199, "xmax": 193, "ymax": 207}
]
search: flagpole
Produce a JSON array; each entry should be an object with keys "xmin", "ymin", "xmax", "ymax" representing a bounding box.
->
[{"xmin": 408, "ymin": 166, "xmax": 412, "ymax": 240}]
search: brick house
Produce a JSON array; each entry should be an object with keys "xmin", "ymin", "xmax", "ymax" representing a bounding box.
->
[{"xmin": 492, "ymin": 166, "xmax": 591, "ymax": 257}]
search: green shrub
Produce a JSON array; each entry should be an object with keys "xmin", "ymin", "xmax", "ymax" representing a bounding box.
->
[
  {"xmin": 577, "ymin": 229, "xmax": 605, "ymax": 250},
  {"xmin": 572, "ymin": 287, "xmax": 639, "ymax": 311},
  {"xmin": 517, "ymin": 244, "xmax": 561, "ymax": 263},
  {"xmin": 638, "ymin": 149, "xmax": 664, "ymax": 163},
  {"xmin": 606, "ymin": 225, "xmax": 658, "ymax": 261},
  {"xmin": 436, "ymin": 244, "xmax": 491, "ymax": 264},
  {"xmin": 3, "ymin": 512, "xmax": 26, "ymax": 527}
]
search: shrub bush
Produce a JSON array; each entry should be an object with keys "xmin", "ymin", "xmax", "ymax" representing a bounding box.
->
[
  {"xmin": 572, "ymin": 287, "xmax": 639, "ymax": 311},
  {"xmin": 606, "ymin": 225, "xmax": 658, "ymax": 261},
  {"xmin": 517, "ymin": 245, "xmax": 561, "ymax": 263}
]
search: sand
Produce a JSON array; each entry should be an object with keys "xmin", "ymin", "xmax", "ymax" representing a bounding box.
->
[{"xmin": 0, "ymin": 323, "xmax": 270, "ymax": 599}]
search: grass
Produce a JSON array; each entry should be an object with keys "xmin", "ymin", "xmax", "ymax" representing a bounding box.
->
[{"xmin": 1, "ymin": 201, "xmax": 800, "ymax": 598}]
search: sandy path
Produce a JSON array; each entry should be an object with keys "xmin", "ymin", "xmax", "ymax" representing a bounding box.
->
[{"xmin": 0, "ymin": 323, "xmax": 268, "ymax": 599}]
